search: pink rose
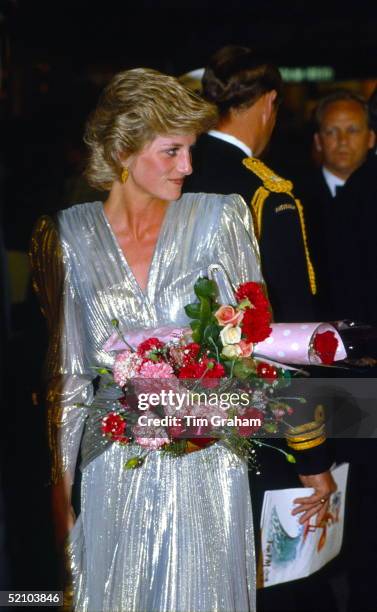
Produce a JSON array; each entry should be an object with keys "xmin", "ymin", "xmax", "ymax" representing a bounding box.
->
[
  {"xmin": 214, "ymin": 305, "xmax": 244, "ymax": 327},
  {"xmin": 239, "ymin": 340, "xmax": 253, "ymax": 357}
]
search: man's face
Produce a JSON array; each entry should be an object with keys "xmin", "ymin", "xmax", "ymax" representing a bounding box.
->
[{"xmin": 314, "ymin": 100, "xmax": 375, "ymax": 180}]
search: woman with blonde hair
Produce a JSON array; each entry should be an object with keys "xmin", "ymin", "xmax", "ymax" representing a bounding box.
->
[{"xmin": 31, "ymin": 67, "xmax": 264, "ymax": 611}]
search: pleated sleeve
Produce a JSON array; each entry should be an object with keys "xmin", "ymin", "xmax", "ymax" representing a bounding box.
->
[
  {"xmin": 30, "ymin": 215, "xmax": 93, "ymax": 484},
  {"xmin": 211, "ymin": 194, "xmax": 265, "ymax": 303}
]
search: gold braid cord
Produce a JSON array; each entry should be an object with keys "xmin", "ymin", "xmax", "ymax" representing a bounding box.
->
[
  {"xmin": 285, "ymin": 404, "xmax": 326, "ymax": 451},
  {"xmin": 243, "ymin": 157, "xmax": 317, "ymax": 295}
]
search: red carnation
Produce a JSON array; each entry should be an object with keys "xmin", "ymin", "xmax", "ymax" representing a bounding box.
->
[
  {"xmin": 137, "ymin": 337, "xmax": 165, "ymax": 358},
  {"xmin": 101, "ymin": 412, "xmax": 128, "ymax": 442},
  {"xmin": 238, "ymin": 408, "xmax": 264, "ymax": 437},
  {"xmin": 178, "ymin": 361, "xmax": 207, "ymax": 379},
  {"xmin": 313, "ymin": 331, "xmax": 338, "ymax": 365},
  {"xmin": 236, "ymin": 282, "xmax": 269, "ymax": 308},
  {"xmin": 177, "ymin": 358, "xmax": 225, "ymax": 386},
  {"xmin": 201, "ymin": 358, "xmax": 225, "ymax": 378},
  {"xmin": 242, "ymin": 308, "xmax": 272, "ymax": 343},
  {"xmin": 200, "ymin": 358, "xmax": 225, "ymax": 388},
  {"xmin": 256, "ymin": 361, "xmax": 278, "ymax": 381},
  {"xmin": 183, "ymin": 342, "xmax": 201, "ymax": 364}
]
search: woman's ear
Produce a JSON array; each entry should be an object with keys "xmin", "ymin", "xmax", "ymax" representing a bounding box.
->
[{"xmin": 118, "ymin": 150, "xmax": 133, "ymax": 166}]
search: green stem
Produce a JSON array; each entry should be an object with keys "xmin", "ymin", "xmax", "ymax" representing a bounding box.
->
[{"xmin": 111, "ymin": 319, "xmax": 135, "ymax": 352}]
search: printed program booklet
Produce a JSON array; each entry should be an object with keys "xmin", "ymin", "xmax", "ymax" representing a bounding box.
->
[{"xmin": 259, "ymin": 463, "xmax": 349, "ymax": 587}]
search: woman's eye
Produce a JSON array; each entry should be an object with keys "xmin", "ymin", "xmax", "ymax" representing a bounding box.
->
[{"xmin": 166, "ymin": 148, "xmax": 178, "ymax": 157}]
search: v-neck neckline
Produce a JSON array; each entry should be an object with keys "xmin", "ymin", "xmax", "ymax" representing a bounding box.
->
[{"xmin": 99, "ymin": 201, "xmax": 173, "ymax": 298}]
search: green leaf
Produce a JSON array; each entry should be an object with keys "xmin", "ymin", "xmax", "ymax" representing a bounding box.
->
[
  {"xmin": 263, "ymin": 422, "xmax": 279, "ymax": 434},
  {"xmin": 96, "ymin": 367, "xmax": 112, "ymax": 375},
  {"xmin": 190, "ymin": 320, "xmax": 201, "ymax": 343},
  {"xmin": 194, "ymin": 277, "xmax": 218, "ymax": 299},
  {"xmin": 190, "ymin": 320, "xmax": 201, "ymax": 332},
  {"xmin": 124, "ymin": 457, "xmax": 144, "ymax": 470},
  {"xmin": 203, "ymin": 323, "xmax": 219, "ymax": 342},
  {"xmin": 199, "ymin": 296, "xmax": 211, "ymax": 322},
  {"xmin": 184, "ymin": 303, "xmax": 201, "ymax": 319}
]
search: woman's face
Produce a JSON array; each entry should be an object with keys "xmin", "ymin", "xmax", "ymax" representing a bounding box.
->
[{"xmin": 126, "ymin": 133, "xmax": 195, "ymax": 201}]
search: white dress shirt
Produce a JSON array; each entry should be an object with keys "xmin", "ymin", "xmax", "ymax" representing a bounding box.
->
[
  {"xmin": 322, "ymin": 167, "xmax": 346, "ymax": 197},
  {"xmin": 208, "ymin": 130, "xmax": 253, "ymax": 158}
]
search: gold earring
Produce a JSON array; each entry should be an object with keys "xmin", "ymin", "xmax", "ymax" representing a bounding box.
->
[{"xmin": 121, "ymin": 167, "xmax": 129, "ymax": 183}]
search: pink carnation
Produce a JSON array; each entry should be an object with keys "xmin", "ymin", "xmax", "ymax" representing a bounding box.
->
[
  {"xmin": 132, "ymin": 412, "xmax": 170, "ymax": 449},
  {"xmin": 139, "ymin": 361, "xmax": 174, "ymax": 379},
  {"xmin": 113, "ymin": 350, "xmax": 143, "ymax": 386},
  {"xmin": 134, "ymin": 435, "xmax": 170, "ymax": 450}
]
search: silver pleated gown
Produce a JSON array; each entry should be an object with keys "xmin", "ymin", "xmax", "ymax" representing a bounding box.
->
[{"xmin": 31, "ymin": 193, "xmax": 264, "ymax": 612}]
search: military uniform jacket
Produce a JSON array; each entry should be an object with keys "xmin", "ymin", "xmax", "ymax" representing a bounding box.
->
[
  {"xmin": 185, "ymin": 133, "xmax": 316, "ymax": 322},
  {"xmin": 294, "ymin": 168, "xmax": 339, "ymax": 320}
]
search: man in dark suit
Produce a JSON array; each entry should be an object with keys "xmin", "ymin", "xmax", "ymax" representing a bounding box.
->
[
  {"xmin": 328, "ymin": 87, "xmax": 377, "ymax": 328},
  {"xmin": 184, "ymin": 46, "xmax": 338, "ymax": 612},
  {"xmin": 184, "ymin": 46, "xmax": 316, "ymax": 323},
  {"xmin": 303, "ymin": 89, "xmax": 377, "ymax": 612},
  {"xmin": 295, "ymin": 90, "xmax": 375, "ymax": 319}
]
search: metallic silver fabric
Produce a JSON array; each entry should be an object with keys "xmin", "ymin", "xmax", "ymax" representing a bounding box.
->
[{"xmin": 31, "ymin": 193, "xmax": 262, "ymax": 612}]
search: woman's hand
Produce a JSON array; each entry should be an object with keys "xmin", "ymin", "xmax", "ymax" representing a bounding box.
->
[{"xmin": 292, "ymin": 471, "xmax": 337, "ymax": 526}]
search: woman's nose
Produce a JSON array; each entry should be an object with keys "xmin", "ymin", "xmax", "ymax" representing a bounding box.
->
[{"xmin": 177, "ymin": 151, "xmax": 193, "ymax": 175}]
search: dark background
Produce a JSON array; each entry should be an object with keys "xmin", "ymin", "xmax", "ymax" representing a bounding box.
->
[
  {"xmin": 7, "ymin": 0, "xmax": 377, "ymax": 76},
  {"xmin": 0, "ymin": 0, "xmax": 377, "ymax": 606}
]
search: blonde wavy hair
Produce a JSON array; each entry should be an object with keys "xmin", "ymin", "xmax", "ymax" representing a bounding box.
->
[{"xmin": 84, "ymin": 67, "xmax": 218, "ymax": 190}]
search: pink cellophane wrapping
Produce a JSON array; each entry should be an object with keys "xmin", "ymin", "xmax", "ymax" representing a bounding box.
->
[
  {"xmin": 254, "ymin": 323, "xmax": 347, "ymax": 365},
  {"xmin": 103, "ymin": 326, "xmax": 186, "ymax": 352}
]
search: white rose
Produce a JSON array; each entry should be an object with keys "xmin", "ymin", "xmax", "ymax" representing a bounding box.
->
[
  {"xmin": 221, "ymin": 344, "xmax": 242, "ymax": 359},
  {"xmin": 220, "ymin": 324, "xmax": 242, "ymax": 345}
]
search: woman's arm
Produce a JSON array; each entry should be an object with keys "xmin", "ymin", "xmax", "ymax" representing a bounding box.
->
[
  {"xmin": 51, "ymin": 472, "xmax": 76, "ymax": 547},
  {"xmin": 30, "ymin": 215, "xmax": 92, "ymax": 542}
]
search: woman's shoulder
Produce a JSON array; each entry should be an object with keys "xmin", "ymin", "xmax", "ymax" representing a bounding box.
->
[
  {"xmin": 56, "ymin": 201, "xmax": 103, "ymax": 229},
  {"xmin": 33, "ymin": 201, "xmax": 102, "ymax": 238},
  {"xmin": 178, "ymin": 192, "xmax": 252, "ymax": 231},
  {"xmin": 31, "ymin": 201, "xmax": 103, "ymax": 260},
  {"xmin": 177, "ymin": 192, "xmax": 249, "ymax": 219}
]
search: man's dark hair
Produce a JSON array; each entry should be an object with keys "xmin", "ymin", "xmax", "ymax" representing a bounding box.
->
[
  {"xmin": 202, "ymin": 45, "xmax": 283, "ymax": 117},
  {"xmin": 314, "ymin": 89, "xmax": 370, "ymax": 130}
]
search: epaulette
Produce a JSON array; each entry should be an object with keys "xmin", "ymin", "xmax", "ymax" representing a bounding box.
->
[
  {"xmin": 285, "ymin": 405, "xmax": 326, "ymax": 451},
  {"xmin": 242, "ymin": 156, "xmax": 317, "ymax": 296},
  {"xmin": 242, "ymin": 157, "xmax": 293, "ymax": 193}
]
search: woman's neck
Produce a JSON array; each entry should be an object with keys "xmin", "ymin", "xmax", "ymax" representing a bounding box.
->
[{"xmin": 103, "ymin": 181, "xmax": 168, "ymax": 239}]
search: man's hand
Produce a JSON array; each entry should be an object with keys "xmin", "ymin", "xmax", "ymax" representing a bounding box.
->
[{"xmin": 292, "ymin": 471, "xmax": 337, "ymax": 526}]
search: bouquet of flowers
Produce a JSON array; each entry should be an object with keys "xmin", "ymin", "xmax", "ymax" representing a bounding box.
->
[{"xmin": 97, "ymin": 278, "xmax": 344, "ymax": 469}]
